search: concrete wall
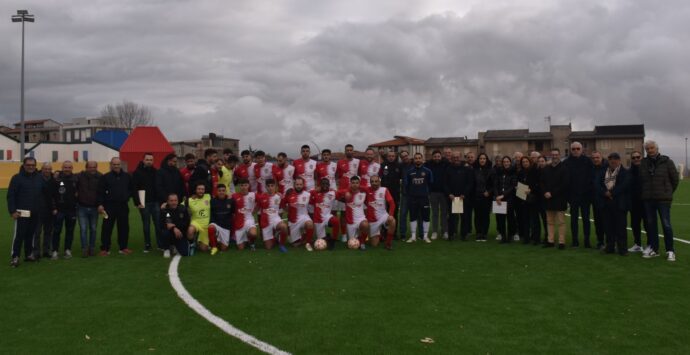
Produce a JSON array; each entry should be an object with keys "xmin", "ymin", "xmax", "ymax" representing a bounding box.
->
[
  {"xmin": 0, "ymin": 161, "xmax": 111, "ymax": 188},
  {"xmin": 28, "ymin": 142, "xmax": 119, "ymax": 164}
]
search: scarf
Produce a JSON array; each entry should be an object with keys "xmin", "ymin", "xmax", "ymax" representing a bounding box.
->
[{"xmin": 605, "ymin": 166, "xmax": 620, "ymax": 191}]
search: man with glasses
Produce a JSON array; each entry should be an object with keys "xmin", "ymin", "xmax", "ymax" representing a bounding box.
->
[
  {"xmin": 627, "ymin": 151, "xmax": 648, "ymax": 252},
  {"xmin": 639, "ymin": 141, "xmax": 679, "ymax": 261},
  {"xmin": 564, "ymin": 142, "xmax": 594, "ymax": 248}
]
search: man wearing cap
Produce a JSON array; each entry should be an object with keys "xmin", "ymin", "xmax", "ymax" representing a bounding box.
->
[{"xmin": 597, "ymin": 153, "xmax": 631, "ymax": 255}]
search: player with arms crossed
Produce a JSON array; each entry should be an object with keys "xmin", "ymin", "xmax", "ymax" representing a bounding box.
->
[
  {"xmin": 336, "ymin": 144, "xmax": 360, "ymax": 241},
  {"xmin": 231, "ymin": 178, "xmax": 258, "ymax": 250},
  {"xmin": 294, "ymin": 145, "xmax": 318, "ymax": 191},
  {"xmin": 366, "ymin": 175, "xmax": 396, "ymax": 250},
  {"xmin": 257, "ymin": 179, "xmax": 289, "ymax": 252},
  {"xmin": 275, "ymin": 152, "xmax": 295, "ymax": 195},
  {"xmin": 282, "ymin": 177, "xmax": 315, "ymax": 251},
  {"xmin": 310, "ymin": 177, "xmax": 340, "ymax": 250},
  {"xmin": 359, "ymin": 148, "xmax": 381, "ymax": 189},
  {"xmin": 207, "ymin": 184, "xmax": 235, "ymax": 255},
  {"xmin": 336, "ymin": 176, "xmax": 370, "ymax": 250}
]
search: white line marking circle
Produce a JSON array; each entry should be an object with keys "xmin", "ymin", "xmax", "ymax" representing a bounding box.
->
[{"xmin": 168, "ymin": 255, "xmax": 291, "ymax": 355}]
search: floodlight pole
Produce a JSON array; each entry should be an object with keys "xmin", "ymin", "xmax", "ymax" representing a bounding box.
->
[{"xmin": 12, "ymin": 10, "xmax": 35, "ymax": 159}]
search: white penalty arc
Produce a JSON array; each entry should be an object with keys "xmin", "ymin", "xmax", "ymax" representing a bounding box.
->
[
  {"xmin": 565, "ymin": 213, "xmax": 690, "ymax": 245},
  {"xmin": 168, "ymin": 255, "xmax": 292, "ymax": 355}
]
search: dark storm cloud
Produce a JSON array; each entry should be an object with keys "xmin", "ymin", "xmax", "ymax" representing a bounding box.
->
[{"xmin": 1, "ymin": 0, "xmax": 688, "ymax": 159}]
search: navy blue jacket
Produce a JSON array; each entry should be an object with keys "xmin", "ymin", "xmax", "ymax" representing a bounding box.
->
[
  {"xmin": 98, "ymin": 171, "xmax": 134, "ymax": 205},
  {"xmin": 564, "ymin": 155, "xmax": 594, "ymax": 203},
  {"xmin": 591, "ymin": 161, "xmax": 609, "ymax": 208},
  {"xmin": 7, "ymin": 167, "xmax": 44, "ymax": 215},
  {"xmin": 210, "ymin": 196, "xmax": 235, "ymax": 230},
  {"xmin": 424, "ymin": 160, "xmax": 447, "ymax": 193},
  {"xmin": 597, "ymin": 166, "xmax": 631, "ymax": 211},
  {"xmin": 444, "ymin": 163, "xmax": 473, "ymax": 198},
  {"xmin": 404, "ymin": 165, "xmax": 433, "ymax": 197}
]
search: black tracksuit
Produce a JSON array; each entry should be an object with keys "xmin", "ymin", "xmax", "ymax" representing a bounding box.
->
[
  {"xmin": 380, "ymin": 160, "xmax": 402, "ymax": 221},
  {"xmin": 210, "ymin": 196, "xmax": 235, "ymax": 230},
  {"xmin": 156, "ymin": 157, "xmax": 187, "ymax": 204},
  {"xmin": 160, "ymin": 205, "xmax": 192, "ymax": 256},
  {"xmin": 7, "ymin": 168, "xmax": 43, "ymax": 259},
  {"xmin": 444, "ymin": 163, "xmax": 473, "ymax": 240},
  {"xmin": 98, "ymin": 171, "xmax": 134, "ymax": 251},
  {"xmin": 473, "ymin": 165, "xmax": 494, "ymax": 238},
  {"xmin": 50, "ymin": 172, "xmax": 78, "ymax": 252},
  {"xmin": 494, "ymin": 167, "xmax": 517, "ymax": 241}
]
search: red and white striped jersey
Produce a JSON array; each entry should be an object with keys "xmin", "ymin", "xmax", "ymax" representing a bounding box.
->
[
  {"xmin": 309, "ymin": 189, "xmax": 336, "ymax": 223},
  {"xmin": 253, "ymin": 162, "xmax": 278, "ymax": 194},
  {"xmin": 366, "ymin": 187, "xmax": 395, "ymax": 222},
  {"xmin": 359, "ymin": 160, "xmax": 380, "ymax": 189},
  {"xmin": 281, "ymin": 190, "xmax": 311, "ymax": 223},
  {"xmin": 336, "ymin": 158, "xmax": 360, "ymax": 190},
  {"xmin": 316, "ymin": 161, "xmax": 337, "ymax": 189},
  {"xmin": 257, "ymin": 192, "xmax": 282, "ymax": 228},
  {"xmin": 231, "ymin": 192, "xmax": 256, "ymax": 229},
  {"xmin": 275, "ymin": 164, "xmax": 295, "ymax": 195},
  {"xmin": 293, "ymin": 158, "xmax": 317, "ymax": 191},
  {"xmin": 234, "ymin": 162, "xmax": 257, "ymax": 192},
  {"xmin": 336, "ymin": 187, "xmax": 369, "ymax": 224}
]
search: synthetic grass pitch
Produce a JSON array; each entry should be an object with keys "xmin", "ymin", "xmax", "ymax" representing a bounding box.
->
[{"xmin": 2, "ymin": 182, "xmax": 690, "ymax": 354}]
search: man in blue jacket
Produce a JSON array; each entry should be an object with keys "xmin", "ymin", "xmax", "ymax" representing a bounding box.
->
[
  {"xmin": 7, "ymin": 157, "xmax": 43, "ymax": 267},
  {"xmin": 598, "ymin": 153, "xmax": 631, "ymax": 256}
]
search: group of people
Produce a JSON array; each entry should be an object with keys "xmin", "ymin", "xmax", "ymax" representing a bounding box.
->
[{"xmin": 7, "ymin": 139, "xmax": 680, "ymax": 267}]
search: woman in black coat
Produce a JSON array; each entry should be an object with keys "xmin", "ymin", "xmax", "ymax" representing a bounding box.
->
[
  {"xmin": 516, "ymin": 157, "xmax": 542, "ymax": 245},
  {"xmin": 494, "ymin": 156, "xmax": 517, "ymax": 243},
  {"xmin": 473, "ymin": 153, "xmax": 494, "ymax": 242}
]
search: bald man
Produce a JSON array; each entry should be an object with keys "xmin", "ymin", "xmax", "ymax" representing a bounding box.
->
[
  {"xmin": 97, "ymin": 158, "xmax": 135, "ymax": 256},
  {"xmin": 50, "ymin": 161, "xmax": 78, "ymax": 260}
]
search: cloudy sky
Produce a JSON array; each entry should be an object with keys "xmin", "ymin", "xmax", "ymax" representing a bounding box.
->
[{"xmin": 1, "ymin": 0, "xmax": 689, "ymax": 161}]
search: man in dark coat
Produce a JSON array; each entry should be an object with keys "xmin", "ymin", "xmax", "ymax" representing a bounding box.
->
[
  {"xmin": 597, "ymin": 153, "xmax": 631, "ymax": 256},
  {"xmin": 590, "ymin": 151, "xmax": 608, "ymax": 249},
  {"xmin": 564, "ymin": 142, "xmax": 594, "ymax": 247},
  {"xmin": 50, "ymin": 161, "xmax": 78, "ymax": 260},
  {"xmin": 444, "ymin": 152, "xmax": 473, "ymax": 241},
  {"xmin": 639, "ymin": 141, "xmax": 679, "ymax": 261},
  {"xmin": 540, "ymin": 148, "xmax": 570, "ymax": 249},
  {"xmin": 424, "ymin": 150, "xmax": 448, "ymax": 240},
  {"xmin": 76, "ymin": 161, "xmax": 102, "ymax": 257},
  {"xmin": 132, "ymin": 153, "xmax": 160, "ymax": 252},
  {"xmin": 627, "ymin": 151, "xmax": 648, "ymax": 252},
  {"xmin": 7, "ymin": 158, "xmax": 43, "ymax": 267},
  {"xmin": 98, "ymin": 158, "xmax": 134, "ymax": 255},
  {"xmin": 190, "ymin": 148, "xmax": 218, "ymax": 194},
  {"xmin": 34, "ymin": 163, "xmax": 55, "ymax": 259},
  {"xmin": 156, "ymin": 153, "xmax": 186, "ymax": 207},
  {"xmin": 380, "ymin": 150, "xmax": 402, "ymax": 226}
]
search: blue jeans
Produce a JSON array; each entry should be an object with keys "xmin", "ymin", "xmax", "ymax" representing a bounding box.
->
[
  {"xmin": 644, "ymin": 201, "xmax": 674, "ymax": 253},
  {"xmin": 78, "ymin": 206, "xmax": 99, "ymax": 251},
  {"xmin": 139, "ymin": 202, "xmax": 162, "ymax": 249}
]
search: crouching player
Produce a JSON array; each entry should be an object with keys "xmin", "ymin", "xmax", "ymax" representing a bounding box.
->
[
  {"xmin": 367, "ymin": 175, "xmax": 396, "ymax": 250},
  {"xmin": 257, "ymin": 179, "xmax": 289, "ymax": 252},
  {"xmin": 282, "ymin": 177, "xmax": 315, "ymax": 251},
  {"xmin": 208, "ymin": 184, "xmax": 235, "ymax": 255},
  {"xmin": 336, "ymin": 176, "xmax": 369, "ymax": 250},
  {"xmin": 310, "ymin": 177, "xmax": 340, "ymax": 250},
  {"xmin": 186, "ymin": 181, "xmax": 212, "ymax": 254},
  {"xmin": 232, "ymin": 178, "xmax": 258, "ymax": 250},
  {"xmin": 160, "ymin": 193, "xmax": 192, "ymax": 258}
]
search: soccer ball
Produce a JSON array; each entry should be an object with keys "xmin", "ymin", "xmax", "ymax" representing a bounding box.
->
[
  {"xmin": 347, "ymin": 238, "xmax": 360, "ymax": 250},
  {"xmin": 314, "ymin": 238, "xmax": 328, "ymax": 250}
]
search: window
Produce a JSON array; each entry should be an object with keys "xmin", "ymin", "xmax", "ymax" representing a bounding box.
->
[
  {"xmin": 75, "ymin": 130, "xmax": 81, "ymax": 141},
  {"xmin": 625, "ymin": 139, "xmax": 635, "ymax": 149},
  {"xmin": 52, "ymin": 151, "xmax": 58, "ymax": 162},
  {"xmin": 83, "ymin": 151, "xmax": 89, "ymax": 161},
  {"xmin": 535, "ymin": 141, "xmax": 544, "ymax": 152},
  {"xmin": 0, "ymin": 150, "xmax": 4, "ymax": 160},
  {"xmin": 7, "ymin": 150, "xmax": 12, "ymax": 160},
  {"xmin": 66, "ymin": 131, "xmax": 72, "ymax": 142},
  {"xmin": 598, "ymin": 139, "xmax": 610, "ymax": 150},
  {"xmin": 73, "ymin": 151, "xmax": 79, "ymax": 162},
  {"xmin": 85, "ymin": 130, "xmax": 91, "ymax": 139}
]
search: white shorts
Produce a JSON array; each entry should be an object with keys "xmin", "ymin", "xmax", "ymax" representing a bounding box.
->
[
  {"xmin": 234, "ymin": 220, "xmax": 256, "ymax": 245},
  {"xmin": 261, "ymin": 217, "xmax": 284, "ymax": 241},
  {"xmin": 347, "ymin": 218, "xmax": 367, "ymax": 239},
  {"xmin": 315, "ymin": 219, "xmax": 334, "ymax": 239},
  {"xmin": 289, "ymin": 216, "xmax": 312, "ymax": 243},
  {"xmin": 369, "ymin": 214, "xmax": 389, "ymax": 237},
  {"xmin": 209, "ymin": 223, "xmax": 231, "ymax": 246}
]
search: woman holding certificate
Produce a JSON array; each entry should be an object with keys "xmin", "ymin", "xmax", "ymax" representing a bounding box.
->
[{"xmin": 493, "ymin": 156, "xmax": 517, "ymax": 244}]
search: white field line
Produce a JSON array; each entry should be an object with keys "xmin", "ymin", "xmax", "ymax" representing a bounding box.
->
[
  {"xmin": 565, "ymin": 213, "xmax": 690, "ymax": 245},
  {"xmin": 168, "ymin": 255, "xmax": 291, "ymax": 355}
]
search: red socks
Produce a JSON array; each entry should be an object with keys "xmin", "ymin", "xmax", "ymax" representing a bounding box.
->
[
  {"xmin": 207, "ymin": 225, "xmax": 218, "ymax": 248},
  {"xmin": 329, "ymin": 217, "xmax": 340, "ymax": 241},
  {"xmin": 385, "ymin": 230, "xmax": 394, "ymax": 247},
  {"xmin": 279, "ymin": 231, "xmax": 288, "ymax": 246},
  {"xmin": 305, "ymin": 227, "xmax": 314, "ymax": 244}
]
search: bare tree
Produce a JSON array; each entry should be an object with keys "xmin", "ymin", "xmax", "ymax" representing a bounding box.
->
[{"xmin": 100, "ymin": 100, "xmax": 154, "ymax": 131}]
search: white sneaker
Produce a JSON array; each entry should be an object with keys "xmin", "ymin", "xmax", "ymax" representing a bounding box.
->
[
  {"xmin": 51, "ymin": 251, "xmax": 58, "ymax": 260},
  {"xmin": 642, "ymin": 246, "xmax": 652, "ymax": 257},
  {"xmin": 442, "ymin": 233, "xmax": 449, "ymax": 240},
  {"xmin": 406, "ymin": 235, "xmax": 417, "ymax": 243},
  {"xmin": 513, "ymin": 235, "xmax": 520, "ymax": 242},
  {"xmin": 667, "ymin": 251, "xmax": 676, "ymax": 262},
  {"xmin": 305, "ymin": 243, "xmax": 313, "ymax": 252},
  {"xmin": 340, "ymin": 235, "xmax": 347, "ymax": 243},
  {"xmin": 628, "ymin": 244, "xmax": 643, "ymax": 253},
  {"xmin": 64, "ymin": 250, "xmax": 72, "ymax": 259},
  {"xmin": 496, "ymin": 234, "xmax": 503, "ymax": 241},
  {"xmin": 423, "ymin": 236, "xmax": 432, "ymax": 243},
  {"xmin": 643, "ymin": 250, "xmax": 659, "ymax": 259},
  {"xmin": 359, "ymin": 244, "xmax": 366, "ymax": 251},
  {"xmin": 431, "ymin": 233, "xmax": 438, "ymax": 240},
  {"xmin": 163, "ymin": 250, "xmax": 171, "ymax": 259}
]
